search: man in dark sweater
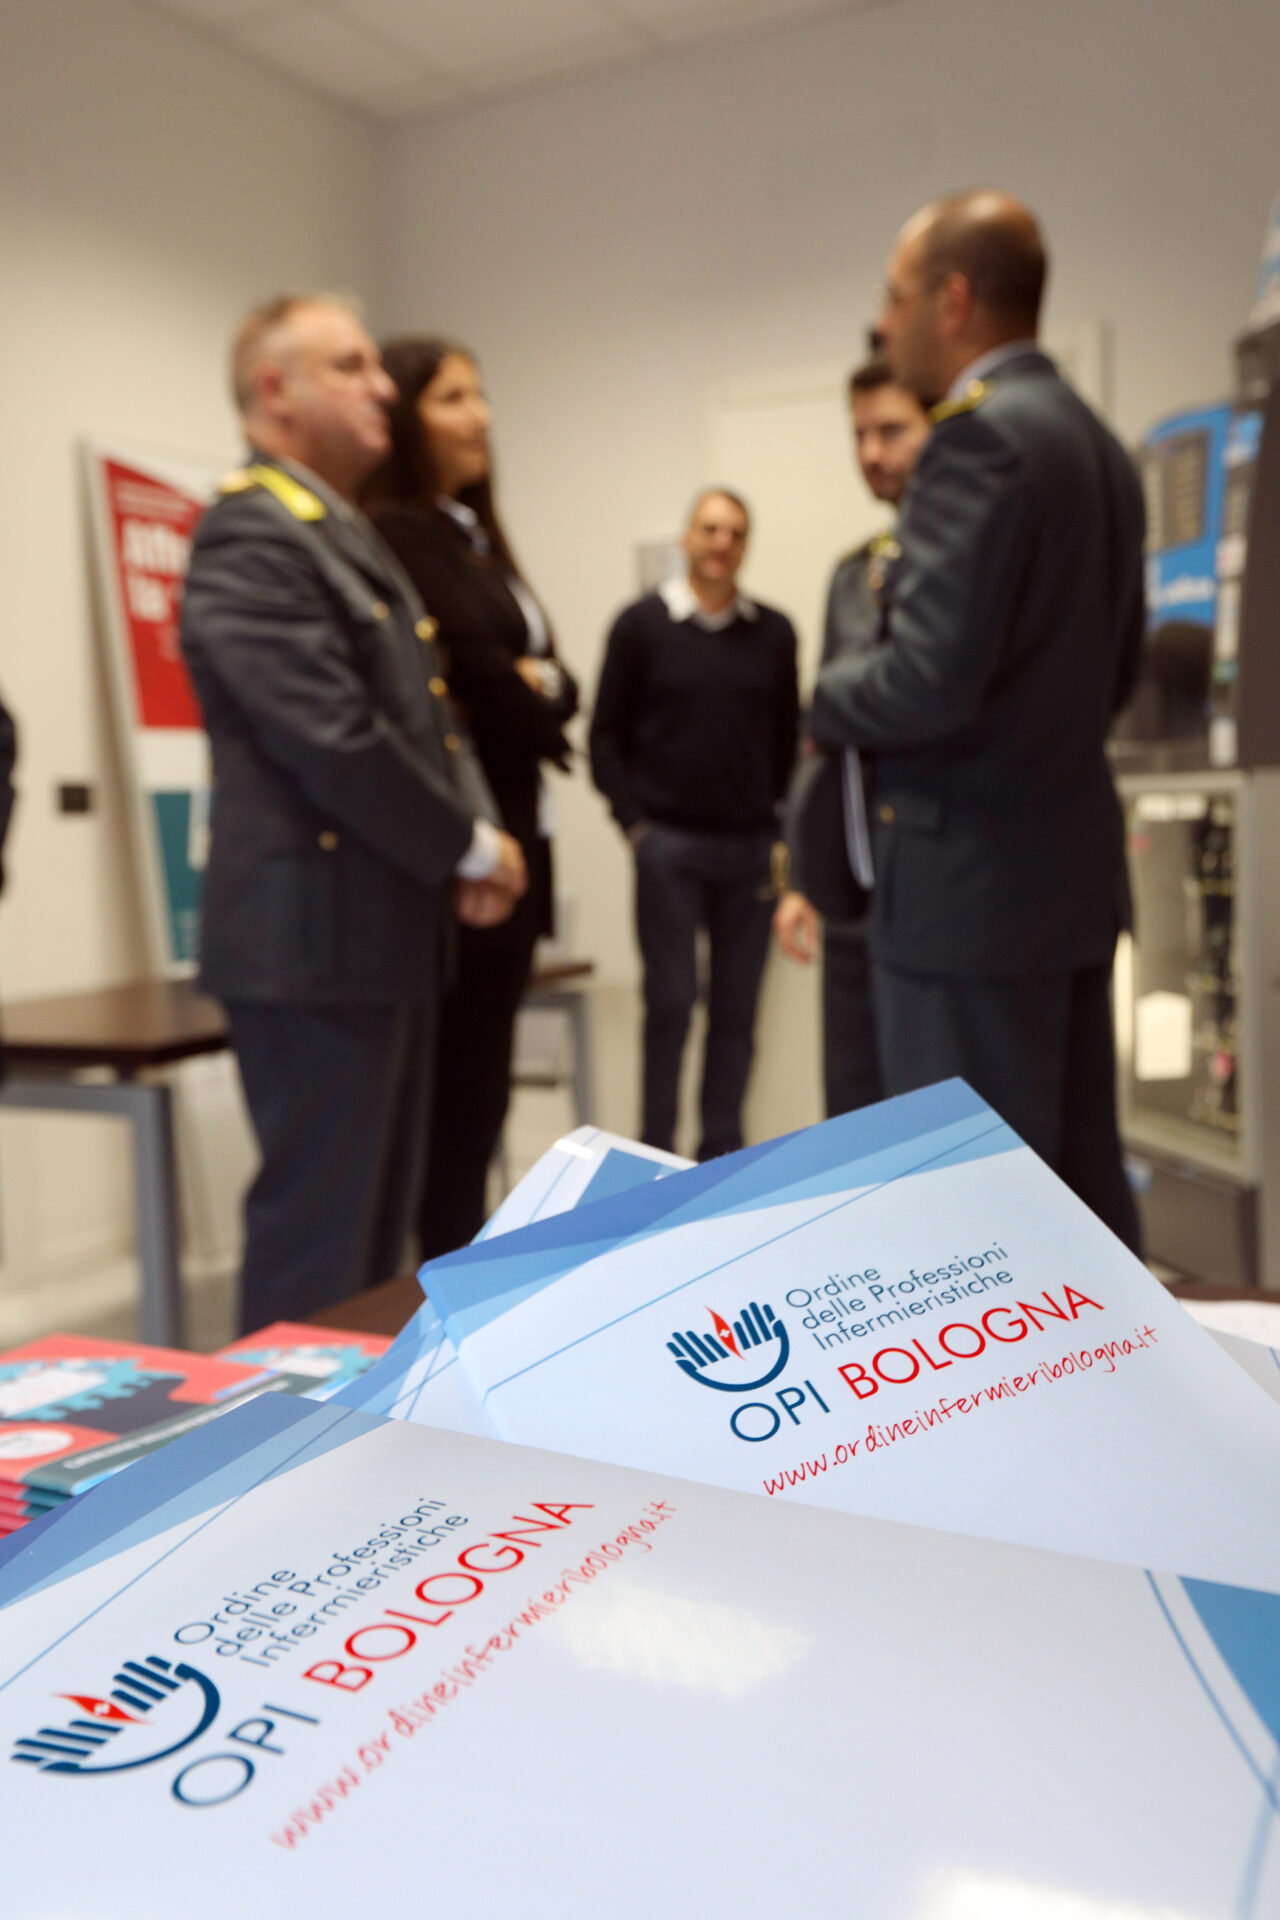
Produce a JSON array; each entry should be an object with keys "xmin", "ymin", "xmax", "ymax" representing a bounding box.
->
[{"xmin": 590, "ymin": 489, "xmax": 799, "ymax": 1159}]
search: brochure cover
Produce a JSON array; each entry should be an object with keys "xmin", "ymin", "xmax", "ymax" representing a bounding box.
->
[
  {"xmin": 2, "ymin": 1392, "xmax": 1280, "ymax": 1916},
  {"xmin": 0, "ymin": 1336, "xmax": 276, "ymax": 1519},
  {"xmin": 421, "ymin": 1080, "xmax": 1280, "ymax": 1595},
  {"xmin": 215, "ymin": 1326, "xmax": 391, "ymax": 1403}
]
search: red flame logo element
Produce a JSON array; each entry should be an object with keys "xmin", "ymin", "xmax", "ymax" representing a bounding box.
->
[
  {"xmin": 56, "ymin": 1695, "xmax": 141, "ymax": 1724},
  {"xmin": 707, "ymin": 1309, "xmax": 740, "ymax": 1357}
]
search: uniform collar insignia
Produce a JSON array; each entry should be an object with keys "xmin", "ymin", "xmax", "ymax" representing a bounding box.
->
[
  {"xmin": 245, "ymin": 463, "xmax": 326, "ymax": 520},
  {"xmin": 928, "ymin": 378, "xmax": 990, "ymax": 426},
  {"xmin": 216, "ymin": 462, "xmax": 326, "ymax": 520}
]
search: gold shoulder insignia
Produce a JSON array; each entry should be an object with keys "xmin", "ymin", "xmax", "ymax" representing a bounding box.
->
[
  {"xmin": 929, "ymin": 378, "xmax": 990, "ymax": 425},
  {"xmin": 247, "ymin": 463, "xmax": 326, "ymax": 521},
  {"xmin": 867, "ymin": 532, "xmax": 902, "ymax": 598}
]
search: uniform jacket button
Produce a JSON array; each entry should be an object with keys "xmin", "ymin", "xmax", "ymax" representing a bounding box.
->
[
  {"xmin": 370, "ymin": 600, "xmax": 390, "ymax": 621},
  {"xmin": 318, "ymin": 829, "xmax": 339, "ymax": 850},
  {"xmin": 878, "ymin": 804, "xmax": 895, "ymax": 824},
  {"xmin": 429, "ymin": 675, "xmax": 448, "ymax": 698},
  {"xmin": 443, "ymin": 733, "xmax": 461, "ymax": 752},
  {"xmin": 416, "ymin": 617, "xmax": 438, "ymax": 641}
]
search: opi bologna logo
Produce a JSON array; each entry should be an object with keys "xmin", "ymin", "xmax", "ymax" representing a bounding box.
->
[
  {"xmin": 10, "ymin": 1655, "xmax": 220, "ymax": 1777},
  {"xmin": 668, "ymin": 1303, "xmax": 790, "ymax": 1392}
]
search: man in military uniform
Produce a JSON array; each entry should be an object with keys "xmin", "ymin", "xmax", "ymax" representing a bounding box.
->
[
  {"xmin": 774, "ymin": 358, "xmax": 930, "ymax": 1116},
  {"xmin": 181, "ymin": 294, "xmax": 526, "ymax": 1331},
  {"xmin": 810, "ymin": 192, "xmax": 1144, "ymax": 1248}
]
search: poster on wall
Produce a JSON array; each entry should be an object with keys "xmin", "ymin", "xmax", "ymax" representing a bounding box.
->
[{"xmin": 83, "ymin": 439, "xmax": 223, "ymax": 974}]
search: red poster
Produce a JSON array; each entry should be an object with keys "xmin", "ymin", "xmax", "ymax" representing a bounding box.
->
[{"xmin": 100, "ymin": 458, "xmax": 206, "ymax": 730}]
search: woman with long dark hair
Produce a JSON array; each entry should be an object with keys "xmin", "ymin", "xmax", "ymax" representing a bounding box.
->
[{"xmin": 363, "ymin": 337, "xmax": 577, "ymax": 1257}]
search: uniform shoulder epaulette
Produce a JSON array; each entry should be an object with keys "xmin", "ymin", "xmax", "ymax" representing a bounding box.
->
[
  {"xmin": 866, "ymin": 529, "xmax": 901, "ymax": 597},
  {"xmin": 216, "ymin": 463, "xmax": 326, "ymax": 521},
  {"xmin": 928, "ymin": 378, "xmax": 990, "ymax": 426}
]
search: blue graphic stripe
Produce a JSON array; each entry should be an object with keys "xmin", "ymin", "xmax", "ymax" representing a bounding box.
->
[
  {"xmin": 574, "ymin": 1146, "xmax": 675, "ymax": 1213},
  {"xmin": 0, "ymin": 1393, "xmax": 312, "ymax": 1606},
  {"xmin": 426, "ymin": 1082, "xmax": 992, "ymax": 1304},
  {"xmin": 1145, "ymin": 1572, "xmax": 1280, "ymax": 1814},
  {"xmin": 0, "ymin": 1401, "xmax": 377, "ymax": 1685},
  {"xmin": 1181, "ymin": 1579, "xmax": 1280, "ymax": 1749},
  {"xmin": 481, "ymin": 1116, "xmax": 1007, "ymax": 1402},
  {"xmin": 0, "ymin": 1397, "xmax": 367, "ymax": 1617},
  {"xmin": 428, "ymin": 1083, "xmax": 1005, "ymax": 1344}
]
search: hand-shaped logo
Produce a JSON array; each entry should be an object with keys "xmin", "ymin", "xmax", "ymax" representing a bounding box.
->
[
  {"xmin": 11, "ymin": 1655, "xmax": 219, "ymax": 1777},
  {"xmin": 667, "ymin": 1303, "xmax": 790, "ymax": 1392}
]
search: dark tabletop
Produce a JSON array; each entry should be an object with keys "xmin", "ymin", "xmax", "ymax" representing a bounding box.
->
[
  {"xmin": 0, "ymin": 960, "xmax": 593, "ymax": 1080},
  {"xmin": 0, "ymin": 979, "xmax": 228, "ymax": 1074}
]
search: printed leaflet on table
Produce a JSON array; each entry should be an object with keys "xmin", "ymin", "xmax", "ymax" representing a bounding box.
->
[
  {"xmin": 419, "ymin": 1080, "xmax": 1280, "ymax": 1595},
  {"xmin": 2, "ymin": 1390, "xmax": 1280, "ymax": 1914}
]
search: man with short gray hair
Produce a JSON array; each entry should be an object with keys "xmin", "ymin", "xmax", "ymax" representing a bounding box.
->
[{"xmin": 182, "ymin": 294, "xmax": 525, "ymax": 1329}]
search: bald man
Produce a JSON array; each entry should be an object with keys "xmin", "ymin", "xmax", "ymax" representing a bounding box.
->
[
  {"xmin": 810, "ymin": 193, "xmax": 1144, "ymax": 1249},
  {"xmin": 181, "ymin": 294, "xmax": 525, "ymax": 1330}
]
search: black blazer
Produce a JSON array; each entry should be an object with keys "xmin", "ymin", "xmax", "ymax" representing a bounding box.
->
[
  {"xmin": 811, "ymin": 348, "xmax": 1144, "ymax": 978},
  {"xmin": 371, "ymin": 504, "xmax": 577, "ymax": 938},
  {"xmin": 181, "ymin": 462, "xmax": 494, "ymax": 1006}
]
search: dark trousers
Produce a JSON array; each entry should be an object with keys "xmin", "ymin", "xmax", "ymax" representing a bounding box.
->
[
  {"xmin": 634, "ymin": 825, "xmax": 775, "ymax": 1160},
  {"xmin": 871, "ymin": 959, "xmax": 1141, "ymax": 1252},
  {"xmin": 226, "ymin": 1000, "xmax": 434, "ymax": 1334},
  {"xmin": 417, "ymin": 921, "xmax": 538, "ymax": 1260},
  {"xmin": 822, "ymin": 919, "xmax": 884, "ymax": 1118}
]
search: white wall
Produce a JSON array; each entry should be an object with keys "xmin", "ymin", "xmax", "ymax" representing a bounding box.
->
[
  {"xmin": 4, "ymin": 0, "xmax": 1279, "ymax": 1298},
  {"xmin": 380, "ymin": 0, "xmax": 1280, "ymax": 1002},
  {"xmin": 0, "ymin": 0, "xmax": 381, "ymax": 1312}
]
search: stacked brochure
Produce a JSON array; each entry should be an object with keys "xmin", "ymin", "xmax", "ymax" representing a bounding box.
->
[
  {"xmin": 405, "ymin": 1080, "xmax": 1280, "ymax": 1596},
  {"xmin": 215, "ymin": 1324, "xmax": 391, "ymax": 1402},
  {"xmin": 0, "ymin": 1329, "xmax": 392, "ymax": 1537},
  {"xmin": 3, "ymin": 1388, "xmax": 1280, "ymax": 1914},
  {"xmin": 0, "ymin": 1335, "xmax": 276, "ymax": 1534}
]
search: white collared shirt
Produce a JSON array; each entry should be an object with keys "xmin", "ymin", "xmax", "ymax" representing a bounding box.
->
[
  {"xmin": 945, "ymin": 339, "xmax": 1040, "ymax": 402},
  {"xmin": 659, "ymin": 575, "xmax": 759, "ymax": 634}
]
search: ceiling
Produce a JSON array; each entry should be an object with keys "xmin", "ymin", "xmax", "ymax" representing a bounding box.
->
[{"xmin": 146, "ymin": 0, "xmax": 881, "ymax": 123}]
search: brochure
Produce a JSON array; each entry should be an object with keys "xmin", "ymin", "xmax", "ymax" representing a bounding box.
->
[
  {"xmin": 215, "ymin": 1325, "xmax": 391, "ymax": 1402},
  {"xmin": 421, "ymin": 1080, "xmax": 1280, "ymax": 1594},
  {"xmin": 2, "ymin": 1391, "xmax": 1279, "ymax": 1916}
]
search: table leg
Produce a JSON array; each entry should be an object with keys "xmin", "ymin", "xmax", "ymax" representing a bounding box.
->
[
  {"xmin": 566, "ymin": 992, "xmax": 595, "ymax": 1128},
  {"xmin": 119, "ymin": 1082, "xmax": 184, "ymax": 1349},
  {"xmin": 0, "ymin": 1075, "xmax": 184, "ymax": 1348},
  {"xmin": 520, "ymin": 985, "xmax": 596, "ymax": 1129}
]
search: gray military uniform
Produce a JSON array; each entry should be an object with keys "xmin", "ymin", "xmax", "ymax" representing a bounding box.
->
[
  {"xmin": 181, "ymin": 457, "xmax": 496, "ymax": 1329},
  {"xmin": 810, "ymin": 348, "xmax": 1144, "ymax": 1248}
]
